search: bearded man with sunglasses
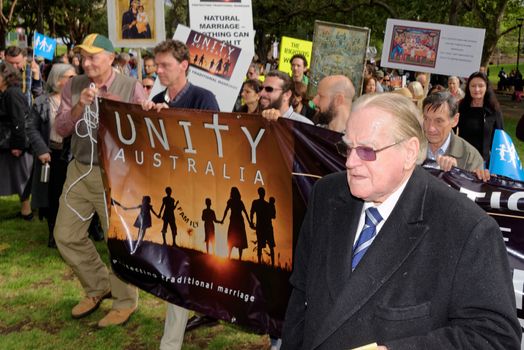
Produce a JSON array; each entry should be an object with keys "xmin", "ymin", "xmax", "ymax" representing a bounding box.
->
[
  {"xmin": 281, "ymin": 93, "xmax": 520, "ymax": 349},
  {"xmin": 260, "ymin": 70, "xmax": 313, "ymax": 125}
]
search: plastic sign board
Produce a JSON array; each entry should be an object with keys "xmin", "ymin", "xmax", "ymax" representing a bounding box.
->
[{"xmin": 278, "ymin": 36, "xmax": 312, "ymax": 76}]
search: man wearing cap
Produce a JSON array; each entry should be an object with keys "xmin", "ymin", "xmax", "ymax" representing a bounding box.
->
[
  {"xmin": 142, "ymin": 39, "xmax": 219, "ymax": 350},
  {"xmin": 54, "ymin": 33, "xmax": 146, "ymax": 328}
]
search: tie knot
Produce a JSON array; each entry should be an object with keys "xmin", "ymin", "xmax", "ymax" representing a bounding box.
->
[{"xmin": 365, "ymin": 207, "xmax": 382, "ymax": 227}]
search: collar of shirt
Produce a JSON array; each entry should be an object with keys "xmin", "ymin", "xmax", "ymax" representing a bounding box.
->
[
  {"xmin": 353, "ymin": 176, "xmax": 410, "ymax": 246},
  {"xmin": 163, "ymin": 81, "xmax": 191, "ymax": 105},
  {"xmin": 282, "ymin": 106, "xmax": 294, "ymax": 119},
  {"xmin": 427, "ymin": 132, "xmax": 451, "ymax": 160},
  {"xmin": 93, "ymin": 70, "xmax": 117, "ymax": 98}
]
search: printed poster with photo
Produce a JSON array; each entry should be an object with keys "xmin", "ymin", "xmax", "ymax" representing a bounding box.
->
[
  {"xmin": 174, "ymin": 25, "xmax": 253, "ymax": 112},
  {"xmin": 107, "ymin": 0, "xmax": 166, "ymax": 48},
  {"xmin": 381, "ymin": 19, "xmax": 485, "ymax": 77},
  {"xmin": 308, "ymin": 21, "xmax": 370, "ymax": 98},
  {"xmin": 188, "ymin": 0, "xmax": 254, "ymax": 53}
]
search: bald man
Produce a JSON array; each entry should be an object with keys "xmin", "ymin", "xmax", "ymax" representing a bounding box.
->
[{"xmin": 311, "ymin": 75, "xmax": 355, "ymax": 133}]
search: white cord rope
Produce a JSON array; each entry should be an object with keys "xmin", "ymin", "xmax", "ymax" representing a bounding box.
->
[{"xmin": 64, "ymin": 84, "xmax": 102, "ymax": 222}]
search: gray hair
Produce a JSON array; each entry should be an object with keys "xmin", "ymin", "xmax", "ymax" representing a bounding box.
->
[
  {"xmin": 352, "ymin": 93, "xmax": 427, "ymax": 164},
  {"xmin": 422, "ymin": 91, "xmax": 458, "ymax": 119},
  {"xmin": 46, "ymin": 63, "xmax": 75, "ymax": 93}
]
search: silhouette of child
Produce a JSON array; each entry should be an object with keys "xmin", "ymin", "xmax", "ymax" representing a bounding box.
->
[
  {"xmin": 201, "ymin": 198, "xmax": 220, "ymax": 254},
  {"xmin": 124, "ymin": 195, "xmax": 158, "ymax": 254}
]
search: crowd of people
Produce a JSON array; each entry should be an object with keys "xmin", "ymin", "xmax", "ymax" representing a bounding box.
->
[{"xmin": 0, "ymin": 31, "xmax": 521, "ymax": 350}]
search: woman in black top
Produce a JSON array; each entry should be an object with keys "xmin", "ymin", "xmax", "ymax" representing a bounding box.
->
[
  {"xmin": 458, "ymin": 71, "xmax": 503, "ymax": 164},
  {"xmin": 0, "ymin": 62, "xmax": 33, "ymax": 219}
]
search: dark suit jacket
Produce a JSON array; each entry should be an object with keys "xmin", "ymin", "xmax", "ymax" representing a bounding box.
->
[{"xmin": 282, "ymin": 167, "xmax": 520, "ymax": 349}]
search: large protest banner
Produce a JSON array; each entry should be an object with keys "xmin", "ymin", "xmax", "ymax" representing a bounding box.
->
[
  {"xmin": 278, "ymin": 36, "xmax": 313, "ymax": 76},
  {"xmin": 98, "ymin": 98, "xmax": 342, "ymax": 336},
  {"xmin": 98, "ymin": 99, "xmax": 524, "ymax": 335},
  {"xmin": 381, "ymin": 19, "xmax": 485, "ymax": 77}
]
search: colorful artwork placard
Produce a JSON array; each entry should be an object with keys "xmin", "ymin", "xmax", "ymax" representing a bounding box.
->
[
  {"xmin": 308, "ymin": 21, "xmax": 370, "ymax": 97},
  {"xmin": 381, "ymin": 19, "xmax": 485, "ymax": 77},
  {"xmin": 107, "ymin": 0, "xmax": 166, "ymax": 48}
]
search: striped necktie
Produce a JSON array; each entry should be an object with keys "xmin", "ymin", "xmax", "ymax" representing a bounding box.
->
[{"xmin": 351, "ymin": 207, "xmax": 383, "ymax": 271}]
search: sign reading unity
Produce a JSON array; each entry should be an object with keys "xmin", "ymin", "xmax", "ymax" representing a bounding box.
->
[
  {"xmin": 98, "ymin": 99, "xmax": 524, "ymax": 336},
  {"xmin": 173, "ymin": 25, "xmax": 253, "ymax": 112},
  {"xmin": 381, "ymin": 19, "xmax": 485, "ymax": 77}
]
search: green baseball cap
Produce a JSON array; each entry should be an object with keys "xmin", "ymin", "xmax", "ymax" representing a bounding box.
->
[{"xmin": 74, "ymin": 34, "xmax": 114, "ymax": 54}]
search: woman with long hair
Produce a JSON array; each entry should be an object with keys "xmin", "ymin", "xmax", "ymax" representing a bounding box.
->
[
  {"xmin": 26, "ymin": 63, "xmax": 77, "ymax": 247},
  {"xmin": 236, "ymin": 79, "xmax": 261, "ymax": 114},
  {"xmin": 457, "ymin": 71, "xmax": 503, "ymax": 163},
  {"xmin": 221, "ymin": 187, "xmax": 252, "ymax": 261},
  {"xmin": 0, "ymin": 62, "xmax": 33, "ymax": 220}
]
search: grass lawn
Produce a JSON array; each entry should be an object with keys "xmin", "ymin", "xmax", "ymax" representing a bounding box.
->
[{"xmin": 0, "ymin": 197, "xmax": 268, "ymax": 350}]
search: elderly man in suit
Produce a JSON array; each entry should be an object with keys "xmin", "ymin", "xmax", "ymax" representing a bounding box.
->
[
  {"xmin": 281, "ymin": 93, "xmax": 521, "ymax": 349},
  {"xmin": 422, "ymin": 91, "xmax": 484, "ymax": 171}
]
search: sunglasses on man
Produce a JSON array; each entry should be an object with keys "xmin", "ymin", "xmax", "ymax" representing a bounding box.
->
[
  {"xmin": 143, "ymin": 84, "xmax": 153, "ymax": 90},
  {"xmin": 261, "ymin": 86, "xmax": 283, "ymax": 93},
  {"xmin": 335, "ymin": 140, "xmax": 404, "ymax": 161}
]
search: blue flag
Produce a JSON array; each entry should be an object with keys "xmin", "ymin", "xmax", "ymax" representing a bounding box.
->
[
  {"xmin": 488, "ymin": 129, "xmax": 524, "ymax": 181},
  {"xmin": 33, "ymin": 32, "xmax": 56, "ymax": 60}
]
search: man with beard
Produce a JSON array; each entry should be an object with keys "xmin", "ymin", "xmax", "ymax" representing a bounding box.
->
[
  {"xmin": 260, "ymin": 70, "xmax": 313, "ymax": 125},
  {"xmin": 312, "ymin": 75, "xmax": 355, "ymax": 133}
]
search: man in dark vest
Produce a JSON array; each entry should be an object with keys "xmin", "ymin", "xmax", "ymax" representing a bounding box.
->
[{"xmin": 54, "ymin": 33, "xmax": 147, "ymax": 328}]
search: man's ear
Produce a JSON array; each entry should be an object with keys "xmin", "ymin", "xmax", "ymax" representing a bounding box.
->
[
  {"xmin": 451, "ymin": 112, "xmax": 459, "ymax": 128},
  {"xmin": 180, "ymin": 59, "xmax": 189, "ymax": 72},
  {"xmin": 404, "ymin": 136, "xmax": 420, "ymax": 170},
  {"xmin": 282, "ymin": 89, "xmax": 292, "ymax": 103}
]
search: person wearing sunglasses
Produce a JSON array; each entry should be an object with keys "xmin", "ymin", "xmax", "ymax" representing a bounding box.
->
[
  {"xmin": 259, "ymin": 70, "xmax": 312, "ymax": 125},
  {"xmin": 141, "ymin": 76, "xmax": 155, "ymax": 97},
  {"xmin": 282, "ymin": 92, "xmax": 520, "ymax": 349},
  {"xmin": 311, "ymin": 75, "xmax": 354, "ymax": 133}
]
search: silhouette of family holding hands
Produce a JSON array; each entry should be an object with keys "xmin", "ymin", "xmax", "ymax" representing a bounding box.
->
[{"xmin": 112, "ymin": 186, "xmax": 277, "ymax": 265}]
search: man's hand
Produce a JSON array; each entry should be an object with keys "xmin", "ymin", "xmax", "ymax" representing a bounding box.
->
[
  {"xmin": 30, "ymin": 60, "xmax": 40, "ymax": 80},
  {"xmin": 79, "ymin": 86, "xmax": 99, "ymax": 107},
  {"xmin": 38, "ymin": 152, "xmax": 51, "ymax": 164},
  {"xmin": 11, "ymin": 149, "xmax": 22, "ymax": 157},
  {"xmin": 474, "ymin": 168, "xmax": 491, "ymax": 182},
  {"xmin": 261, "ymin": 108, "xmax": 281, "ymax": 121},
  {"xmin": 436, "ymin": 155, "xmax": 457, "ymax": 171},
  {"xmin": 141, "ymin": 100, "xmax": 168, "ymax": 112}
]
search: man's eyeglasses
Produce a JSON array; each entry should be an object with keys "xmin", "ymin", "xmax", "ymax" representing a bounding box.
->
[
  {"xmin": 335, "ymin": 140, "xmax": 404, "ymax": 161},
  {"xmin": 261, "ymin": 86, "xmax": 282, "ymax": 93},
  {"xmin": 143, "ymin": 84, "xmax": 153, "ymax": 90}
]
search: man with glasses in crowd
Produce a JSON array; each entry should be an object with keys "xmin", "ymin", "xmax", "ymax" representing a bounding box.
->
[
  {"xmin": 282, "ymin": 93, "xmax": 520, "ymax": 349},
  {"xmin": 141, "ymin": 76, "xmax": 155, "ymax": 97},
  {"xmin": 260, "ymin": 70, "xmax": 313, "ymax": 125}
]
